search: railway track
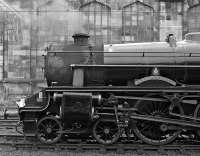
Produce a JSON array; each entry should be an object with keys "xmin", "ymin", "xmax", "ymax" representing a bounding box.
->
[
  {"xmin": 0, "ymin": 118, "xmax": 200, "ymax": 155},
  {"xmin": 0, "ymin": 133, "xmax": 198, "ymax": 155},
  {"xmin": 0, "ymin": 119, "xmax": 19, "ymax": 126},
  {"xmin": 4, "ymin": 139, "xmax": 200, "ymax": 155}
]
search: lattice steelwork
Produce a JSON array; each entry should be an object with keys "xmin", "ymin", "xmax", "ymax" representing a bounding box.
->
[
  {"xmin": 122, "ymin": 1, "xmax": 155, "ymax": 42},
  {"xmin": 79, "ymin": 0, "xmax": 111, "ymax": 44},
  {"xmin": 187, "ymin": 4, "xmax": 200, "ymax": 32}
]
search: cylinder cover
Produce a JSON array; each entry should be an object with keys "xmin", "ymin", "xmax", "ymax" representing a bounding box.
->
[{"xmin": 61, "ymin": 92, "xmax": 92, "ymax": 128}]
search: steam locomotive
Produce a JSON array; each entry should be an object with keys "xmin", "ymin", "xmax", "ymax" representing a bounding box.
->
[{"xmin": 18, "ymin": 32, "xmax": 200, "ymax": 145}]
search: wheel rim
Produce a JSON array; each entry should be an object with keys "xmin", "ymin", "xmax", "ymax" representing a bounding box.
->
[
  {"xmin": 36, "ymin": 116, "xmax": 62, "ymax": 144},
  {"xmin": 194, "ymin": 104, "xmax": 200, "ymax": 136},
  {"xmin": 93, "ymin": 119, "xmax": 120, "ymax": 145},
  {"xmin": 133, "ymin": 95, "xmax": 182, "ymax": 145}
]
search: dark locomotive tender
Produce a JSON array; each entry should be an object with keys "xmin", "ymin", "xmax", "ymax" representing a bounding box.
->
[{"xmin": 18, "ymin": 32, "xmax": 200, "ymax": 145}]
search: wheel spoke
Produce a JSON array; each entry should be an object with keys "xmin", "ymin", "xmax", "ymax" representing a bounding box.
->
[
  {"xmin": 93, "ymin": 119, "xmax": 120, "ymax": 145},
  {"xmin": 110, "ymin": 128, "xmax": 118, "ymax": 132},
  {"xmin": 37, "ymin": 116, "xmax": 62, "ymax": 144},
  {"xmin": 39, "ymin": 123, "xmax": 46, "ymax": 129},
  {"xmin": 38, "ymin": 129, "xmax": 46, "ymax": 134},
  {"xmin": 96, "ymin": 129, "xmax": 104, "ymax": 134},
  {"xmin": 140, "ymin": 123, "xmax": 153, "ymax": 133},
  {"xmin": 133, "ymin": 95, "xmax": 181, "ymax": 145},
  {"xmin": 97, "ymin": 125, "xmax": 104, "ymax": 131},
  {"xmin": 142, "ymin": 106, "xmax": 151, "ymax": 115},
  {"xmin": 107, "ymin": 133, "xmax": 112, "ymax": 140},
  {"xmin": 52, "ymin": 123, "xmax": 58, "ymax": 129},
  {"xmin": 52, "ymin": 128, "xmax": 60, "ymax": 132},
  {"xmin": 159, "ymin": 103, "xmax": 168, "ymax": 114},
  {"xmin": 152, "ymin": 102, "xmax": 156, "ymax": 112},
  {"xmin": 101, "ymin": 133, "xmax": 106, "ymax": 140}
]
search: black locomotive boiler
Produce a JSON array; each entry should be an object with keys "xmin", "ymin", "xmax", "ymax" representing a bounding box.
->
[{"xmin": 18, "ymin": 32, "xmax": 200, "ymax": 145}]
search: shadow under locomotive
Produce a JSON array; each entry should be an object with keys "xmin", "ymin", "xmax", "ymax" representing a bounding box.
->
[{"xmin": 17, "ymin": 32, "xmax": 200, "ymax": 145}]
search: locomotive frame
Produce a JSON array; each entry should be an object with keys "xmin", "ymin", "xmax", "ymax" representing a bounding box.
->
[
  {"xmin": 19, "ymin": 64, "xmax": 200, "ymax": 145},
  {"xmin": 18, "ymin": 32, "xmax": 200, "ymax": 146}
]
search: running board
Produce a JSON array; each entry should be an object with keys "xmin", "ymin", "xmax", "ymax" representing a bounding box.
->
[{"xmin": 130, "ymin": 113, "xmax": 200, "ymax": 128}]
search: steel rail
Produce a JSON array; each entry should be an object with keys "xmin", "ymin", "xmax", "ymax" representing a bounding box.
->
[
  {"xmin": 0, "ymin": 134, "xmax": 199, "ymax": 155},
  {"xmin": 0, "ymin": 119, "xmax": 19, "ymax": 126},
  {"xmin": 4, "ymin": 139, "xmax": 200, "ymax": 155}
]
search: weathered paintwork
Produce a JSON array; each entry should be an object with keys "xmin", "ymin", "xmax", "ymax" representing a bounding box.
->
[
  {"xmin": 104, "ymin": 32, "xmax": 200, "ymax": 65},
  {"xmin": 102, "ymin": 32, "xmax": 200, "ymax": 85},
  {"xmin": 45, "ymin": 32, "xmax": 200, "ymax": 86},
  {"xmin": 45, "ymin": 45, "xmax": 91, "ymax": 86},
  {"xmin": 45, "ymin": 33, "xmax": 104, "ymax": 86},
  {"xmin": 61, "ymin": 92, "xmax": 92, "ymax": 129}
]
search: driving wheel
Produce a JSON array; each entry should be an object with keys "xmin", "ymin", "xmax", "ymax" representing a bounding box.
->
[
  {"xmin": 133, "ymin": 95, "xmax": 183, "ymax": 145},
  {"xmin": 194, "ymin": 104, "xmax": 200, "ymax": 136}
]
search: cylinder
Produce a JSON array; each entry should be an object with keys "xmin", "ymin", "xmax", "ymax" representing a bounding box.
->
[
  {"xmin": 4, "ymin": 107, "xmax": 18, "ymax": 119},
  {"xmin": 61, "ymin": 92, "xmax": 92, "ymax": 129}
]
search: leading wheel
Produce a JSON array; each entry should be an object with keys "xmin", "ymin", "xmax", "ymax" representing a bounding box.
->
[
  {"xmin": 133, "ymin": 95, "xmax": 183, "ymax": 145},
  {"xmin": 36, "ymin": 116, "xmax": 62, "ymax": 144},
  {"xmin": 93, "ymin": 119, "xmax": 120, "ymax": 145}
]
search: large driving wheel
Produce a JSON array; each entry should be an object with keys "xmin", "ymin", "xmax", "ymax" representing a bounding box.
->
[
  {"xmin": 36, "ymin": 116, "xmax": 62, "ymax": 144},
  {"xmin": 194, "ymin": 104, "xmax": 200, "ymax": 136},
  {"xmin": 133, "ymin": 95, "xmax": 183, "ymax": 145},
  {"xmin": 93, "ymin": 119, "xmax": 120, "ymax": 145}
]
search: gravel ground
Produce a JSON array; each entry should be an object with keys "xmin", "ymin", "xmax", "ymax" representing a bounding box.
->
[{"xmin": 0, "ymin": 149, "xmax": 199, "ymax": 156}]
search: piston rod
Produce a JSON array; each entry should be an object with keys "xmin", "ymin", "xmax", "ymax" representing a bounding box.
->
[{"xmin": 130, "ymin": 113, "xmax": 200, "ymax": 128}]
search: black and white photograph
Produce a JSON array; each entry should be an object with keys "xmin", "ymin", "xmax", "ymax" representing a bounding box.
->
[{"xmin": 0, "ymin": 0, "xmax": 200, "ymax": 155}]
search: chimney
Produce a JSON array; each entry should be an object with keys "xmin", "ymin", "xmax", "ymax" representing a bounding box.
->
[{"xmin": 72, "ymin": 33, "xmax": 90, "ymax": 46}]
